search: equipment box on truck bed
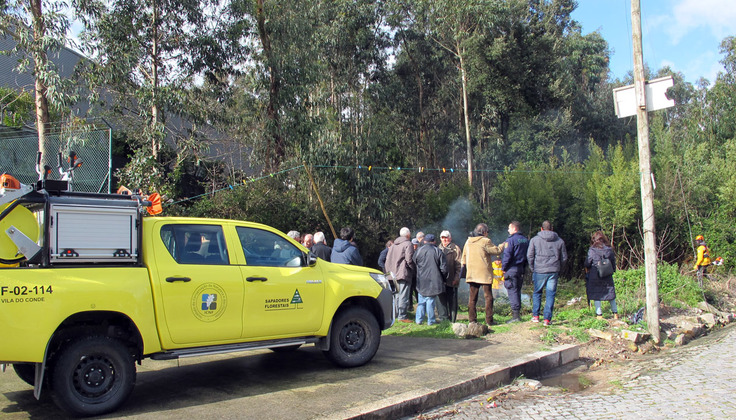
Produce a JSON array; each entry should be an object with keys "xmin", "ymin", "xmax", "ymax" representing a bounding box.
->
[{"xmin": 48, "ymin": 200, "xmax": 139, "ymax": 263}]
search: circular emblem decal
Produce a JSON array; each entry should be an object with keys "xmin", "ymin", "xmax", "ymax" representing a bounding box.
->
[{"xmin": 191, "ymin": 283, "xmax": 227, "ymax": 322}]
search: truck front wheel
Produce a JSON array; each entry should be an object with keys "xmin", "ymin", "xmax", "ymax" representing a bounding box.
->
[
  {"xmin": 324, "ymin": 307, "xmax": 380, "ymax": 368},
  {"xmin": 50, "ymin": 336, "xmax": 136, "ymax": 417}
]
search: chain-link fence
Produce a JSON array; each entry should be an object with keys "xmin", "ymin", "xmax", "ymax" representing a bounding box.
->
[{"xmin": 0, "ymin": 129, "xmax": 111, "ymax": 193}]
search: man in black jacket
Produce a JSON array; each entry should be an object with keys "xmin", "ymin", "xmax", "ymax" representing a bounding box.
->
[
  {"xmin": 377, "ymin": 239, "xmax": 393, "ymax": 273},
  {"xmin": 527, "ymin": 221, "xmax": 567, "ymax": 326},
  {"xmin": 311, "ymin": 232, "xmax": 331, "ymax": 261},
  {"xmin": 413, "ymin": 234, "xmax": 448, "ymax": 325}
]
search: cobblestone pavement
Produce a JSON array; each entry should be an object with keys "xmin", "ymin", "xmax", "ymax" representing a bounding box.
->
[{"xmin": 411, "ymin": 325, "xmax": 736, "ymax": 419}]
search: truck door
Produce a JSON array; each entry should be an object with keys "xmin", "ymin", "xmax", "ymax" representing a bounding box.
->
[
  {"xmin": 152, "ymin": 223, "xmax": 244, "ymax": 345},
  {"xmin": 234, "ymin": 226, "xmax": 325, "ymax": 338}
]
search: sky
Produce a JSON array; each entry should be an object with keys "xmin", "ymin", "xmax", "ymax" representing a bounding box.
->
[{"xmin": 571, "ymin": 0, "xmax": 736, "ymax": 84}]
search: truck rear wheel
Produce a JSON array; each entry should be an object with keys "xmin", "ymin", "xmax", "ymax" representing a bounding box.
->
[
  {"xmin": 324, "ymin": 307, "xmax": 380, "ymax": 368},
  {"xmin": 13, "ymin": 363, "xmax": 36, "ymax": 386},
  {"xmin": 50, "ymin": 336, "xmax": 136, "ymax": 417}
]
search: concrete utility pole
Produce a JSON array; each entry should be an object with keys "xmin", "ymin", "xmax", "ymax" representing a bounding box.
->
[{"xmin": 631, "ymin": 0, "xmax": 660, "ymax": 343}]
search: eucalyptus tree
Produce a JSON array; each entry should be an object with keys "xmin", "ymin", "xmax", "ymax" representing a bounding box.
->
[
  {"xmin": 224, "ymin": 0, "xmax": 322, "ymax": 171},
  {"xmin": 76, "ymin": 0, "xmax": 219, "ymax": 191},
  {"xmin": 384, "ymin": 1, "xmax": 464, "ymax": 172},
  {"xmin": 706, "ymin": 36, "xmax": 736, "ymax": 145},
  {"xmin": 409, "ymin": 0, "xmax": 496, "ymax": 187},
  {"xmin": 311, "ymin": 0, "xmax": 390, "ymax": 161},
  {"xmin": 0, "ymin": 0, "xmax": 72, "ymax": 161}
]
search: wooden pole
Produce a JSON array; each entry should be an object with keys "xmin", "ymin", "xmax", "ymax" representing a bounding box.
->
[
  {"xmin": 303, "ymin": 164, "xmax": 337, "ymax": 241},
  {"xmin": 631, "ymin": 0, "xmax": 660, "ymax": 343}
]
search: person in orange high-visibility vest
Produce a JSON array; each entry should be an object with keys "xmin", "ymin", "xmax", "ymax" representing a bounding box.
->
[{"xmin": 694, "ymin": 235, "xmax": 711, "ymax": 284}]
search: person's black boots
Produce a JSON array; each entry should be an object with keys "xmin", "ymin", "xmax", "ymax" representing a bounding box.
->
[{"xmin": 506, "ymin": 310, "xmax": 521, "ymax": 323}]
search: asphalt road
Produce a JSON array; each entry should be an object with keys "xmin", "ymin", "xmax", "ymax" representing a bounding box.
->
[
  {"xmin": 0, "ymin": 333, "xmax": 575, "ymax": 419},
  {"xmin": 411, "ymin": 323, "xmax": 736, "ymax": 419}
]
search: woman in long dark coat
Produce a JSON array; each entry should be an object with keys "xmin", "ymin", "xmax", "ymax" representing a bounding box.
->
[{"xmin": 584, "ymin": 231, "xmax": 618, "ymax": 319}]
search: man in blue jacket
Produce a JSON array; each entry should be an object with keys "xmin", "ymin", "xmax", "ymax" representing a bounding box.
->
[
  {"xmin": 503, "ymin": 221, "xmax": 529, "ymax": 323},
  {"xmin": 331, "ymin": 227, "xmax": 363, "ymax": 266}
]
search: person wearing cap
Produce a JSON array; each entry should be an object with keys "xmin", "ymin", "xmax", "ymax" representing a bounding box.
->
[
  {"xmin": 694, "ymin": 235, "xmax": 711, "ymax": 284},
  {"xmin": 438, "ymin": 230, "xmax": 462, "ymax": 322},
  {"xmin": 462, "ymin": 223, "xmax": 505, "ymax": 325},
  {"xmin": 412, "ymin": 234, "xmax": 447, "ymax": 325},
  {"xmin": 386, "ymin": 227, "xmax": 415, "ymax": 322}
]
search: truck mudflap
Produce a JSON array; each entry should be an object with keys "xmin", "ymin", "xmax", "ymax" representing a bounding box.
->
[{"xmin": 377, "ymin": 287, "xmax": 395, "ymax": 329}]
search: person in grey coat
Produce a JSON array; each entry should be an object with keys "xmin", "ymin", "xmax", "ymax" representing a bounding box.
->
[
  {"xmin": 412, "ymin": 234, "xmax": 447, "ymax": 325},
  {"xmin": 385, "ymin": 227, "xmax": 415, "ymax": 322},
  {"xmin": 527, "ymin": 221, "xmax": 567, "ymax": 325}
]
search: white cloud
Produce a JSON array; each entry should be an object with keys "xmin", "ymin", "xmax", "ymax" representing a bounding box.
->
[
  {"xmin": 662, "ymin": 0, "xmax": 736, "ymax": 44},
  {"xmin": 660, "ymin": 59, "xmax": 677, "ymax": 70},
  {"xmin": 704, "ymin": 61, "xmax": 726, "ymax": 83},
  {"xmin": 660, "ymin": 50, "xmax": 723, "ymax": 83}
]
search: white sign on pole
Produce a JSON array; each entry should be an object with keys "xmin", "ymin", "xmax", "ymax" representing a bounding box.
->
[{"xmin": 613, "ymin": 75, "xmax": 675, "ymax": 118}]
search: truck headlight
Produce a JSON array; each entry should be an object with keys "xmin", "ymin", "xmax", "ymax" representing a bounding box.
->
[
  {"xmin": 370, "ymin": 273, "xmax": 389, "ymax": 289},
  {"xmin": 370, "ymin": 273, "xmax": 397, "ymax": 293}
]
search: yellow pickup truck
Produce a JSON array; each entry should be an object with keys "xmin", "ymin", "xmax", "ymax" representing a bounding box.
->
[{"xmin": 0, "ymin": 188, "xmax": 394, "ymax": 417}]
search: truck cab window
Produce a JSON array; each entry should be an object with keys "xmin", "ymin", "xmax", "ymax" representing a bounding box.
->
[
  {"xmin": 160, "ymin": 224, "xmax": 228, "ymax": 265},
  {"xmin": 236, "ymin": 226, "xmax": 303, "ymax": 267}
]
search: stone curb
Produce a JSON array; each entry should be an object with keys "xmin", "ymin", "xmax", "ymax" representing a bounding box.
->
[{"xmin": 332, "ymin": 344, "xmax": 579, "ymax": 420}]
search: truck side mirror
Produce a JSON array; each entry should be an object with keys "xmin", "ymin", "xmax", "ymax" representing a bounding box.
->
[{"xmin": 306, "ymin": 252, "xmax": 318, "ymax": 267}]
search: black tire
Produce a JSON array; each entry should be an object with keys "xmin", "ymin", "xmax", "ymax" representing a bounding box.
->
[
  {"xmin": 270, "ymin": 344, "xmax": 302, "ymax": 353},
  {"xmin": 13, "ymin": 363, "xmax": 36, "ymax": 386},
  {"xmin": 50, "ymin": 336, "xmax": 136, "ymax": 417},
  {"xmin": 324, "ymin": 306, "xmax": 380, "ymax": 368}
]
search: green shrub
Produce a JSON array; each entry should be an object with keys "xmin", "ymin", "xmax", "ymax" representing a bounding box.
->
[{"xmin": 613, "ymin": 262, "xmax": 703, "ymax": 314}]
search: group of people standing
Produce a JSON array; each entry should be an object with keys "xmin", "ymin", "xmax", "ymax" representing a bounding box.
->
[
  {"xmin": 384, "ymin": 228, "xmax": 462, "ymax": 325},
  {"xmin": 290, "ymin": 221, "xmax": 621, "ymax": 326},
  {"xmin": 380, "ymin": 222, "xmax": 619, "ymax": 327},
  {"xmin": 288, "ymin": 227, "xmax": 363, "ymax": 265}
]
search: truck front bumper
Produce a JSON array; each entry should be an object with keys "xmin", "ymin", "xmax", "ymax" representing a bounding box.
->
[{"xmin": 377, "ymin": 287, "xmax": 395, "ymax": 329}]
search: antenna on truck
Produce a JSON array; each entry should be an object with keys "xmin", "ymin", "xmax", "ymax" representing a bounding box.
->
[
  {"xmin": 35, "ymin": 152, "xmax": 52, "ymax": 182},
  {"xmin": 57, "ymin": 151, "xmax": 83, "ymax": 191}
]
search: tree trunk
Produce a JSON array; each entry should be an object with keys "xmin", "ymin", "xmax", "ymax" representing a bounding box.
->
[
  {"xmin": 151, "ymin": 0, "xmax": 160, "ymax": 159},
  {"xmin": 401, "ymin": 36, "xmax": 428, "ymax": 166},
  {"xmin": 30, "ymin": 0, "xmax": 50, "ymax": 163},
  {"xmin": 256, "ymin": 0, "xmax": 284, "ymax": 171},
  {"xmin": 458, "ymin": 41, "xmax": 472, "ymax": 187}
]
